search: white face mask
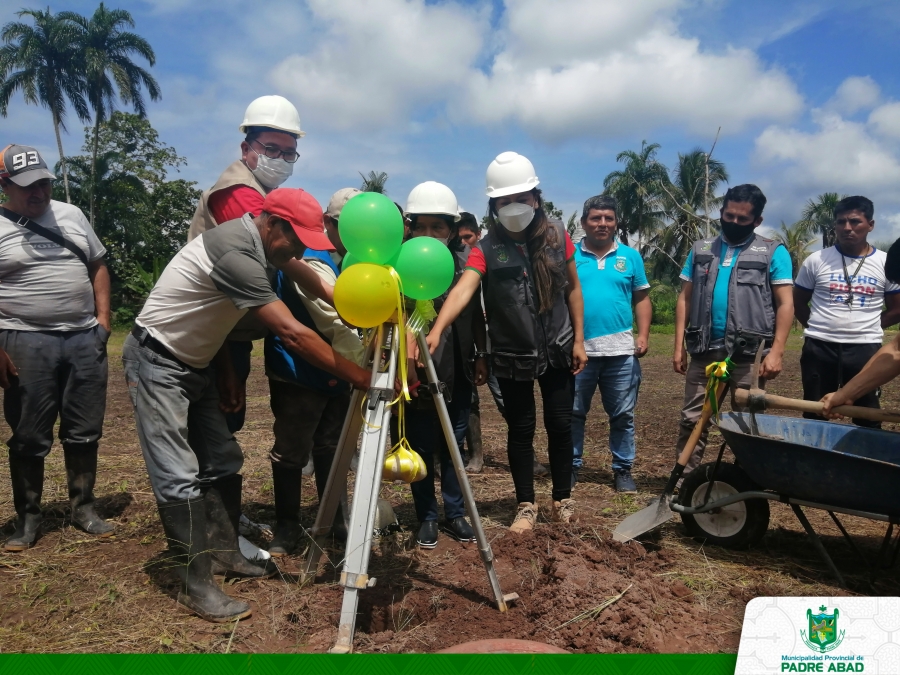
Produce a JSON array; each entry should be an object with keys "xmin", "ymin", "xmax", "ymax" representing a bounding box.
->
[
  {"xmin": 434, "ymin": 236, "xmax": 450, "ymax": 247},
  {"xmin": 250, "ymin": 150, "xmax": 293, "ymax": 189},
  {"xmin": 496, "ymin": 202, "xmax": 535, "ymax": 232}
]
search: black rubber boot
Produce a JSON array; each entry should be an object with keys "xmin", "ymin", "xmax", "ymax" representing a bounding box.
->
[
  {"xmin": 312, "ymin": 456, "xmax": 348, "ymax": 543},
  {"xmin": 268, "ymin": 463, "xmax": 304, "ymax": 557},
  {"xmin": 157, "ymin": 498, "xmax": 252, "ymax": 623},
  {"xmin": 64, "ymin": 444, "xmax": 115, "ymax": 536},
  {"xmin": 465, "ymin": 408, "xmax": 485, "ymax": 473},
  {"xmin": 5, "ymin": 453, "xmax": 43, "ymax": 551},
  {"xmin": 205, "ymin": 474, "xmax": 278, "ymax": 577}
]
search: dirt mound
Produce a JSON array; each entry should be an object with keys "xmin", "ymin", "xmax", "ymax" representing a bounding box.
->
[{"xmin": 335, "ymin": 526, "xmax": 733, "ymax": 654}]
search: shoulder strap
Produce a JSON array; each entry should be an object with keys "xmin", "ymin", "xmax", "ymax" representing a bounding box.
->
[{"xmin": 0, "ymin": 206, "xmax": 89, "ymax": 267}]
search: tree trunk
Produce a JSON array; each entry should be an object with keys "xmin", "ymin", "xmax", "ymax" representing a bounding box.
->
[
  {"xmin": 53, "ymin": 112, "xmax": 71, "ymax": 204},
  {"xmin": 90, "ymin": 114, "xmax": 101, "ymax": 227}
]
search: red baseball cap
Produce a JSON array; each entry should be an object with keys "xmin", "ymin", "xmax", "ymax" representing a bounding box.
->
[{"xmin": 263, "ymin": 188, "xmax": 334, "ymax": 251}]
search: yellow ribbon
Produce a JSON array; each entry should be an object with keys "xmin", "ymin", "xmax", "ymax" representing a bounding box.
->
[{"xmin": 704, "ymin": 357, "xmax": 733, "ymax": 421}]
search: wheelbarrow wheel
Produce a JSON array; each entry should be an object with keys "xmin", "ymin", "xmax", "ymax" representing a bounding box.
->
[{"xmin": 679, "ymin": 461, "xmax": 769, "ymax": 549}]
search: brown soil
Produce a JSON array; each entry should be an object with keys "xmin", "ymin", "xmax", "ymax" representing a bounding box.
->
[{"xmin": 1, "ymin": 331, "xmax": 899, "ymax": 654}]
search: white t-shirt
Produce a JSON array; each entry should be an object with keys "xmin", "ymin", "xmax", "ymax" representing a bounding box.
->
[
  {"xmin": 795, "ymin": 245, "xmax": 900, "ymax": 344},
  {"xmin": 0, "ymin": 200, "xmax": 106, "ymax": 331},
  {"xmin": 137, "ymin": 216, "xmax": 277, "ymax": 368}
]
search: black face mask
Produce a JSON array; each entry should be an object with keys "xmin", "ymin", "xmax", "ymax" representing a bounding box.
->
[{"xmin": 720, "ymin": 218, "xmax": 755, "ymax": 244}]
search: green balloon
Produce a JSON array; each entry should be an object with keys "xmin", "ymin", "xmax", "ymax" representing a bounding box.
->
[
  {"xmin": 394, "ymin": 237, "xmax": 455, "ymax": 300},
  {"xmin": 342, "ymin": 249, "xmax": 398, "ymax": 272},
  {"xmin": 340, "ymin": 192, "xmax": 404, "ymax": 265}
]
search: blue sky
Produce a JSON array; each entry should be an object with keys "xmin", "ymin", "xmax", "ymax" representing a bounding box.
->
[{"xmin": 3, "ymin": 0, "xmax": 900, "ymax": 241}]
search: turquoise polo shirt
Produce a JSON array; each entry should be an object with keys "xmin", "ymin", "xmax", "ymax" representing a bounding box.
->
[
  {"xmin": 574, "ymin": 239, "xmax": 649, "ymax": 356},
  {"xmin": 680, "ymin": 239, "xmax": 793, "ymax": 341}
]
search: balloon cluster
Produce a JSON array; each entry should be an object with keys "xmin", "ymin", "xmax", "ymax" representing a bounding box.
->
[{"xmin": 333, "ymin": 193, "xmax": 455, "ymax": 328}]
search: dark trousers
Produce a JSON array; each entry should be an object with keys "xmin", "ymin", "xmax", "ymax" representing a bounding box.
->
[
  {"xmin": 800, "ymin": 336, "xmax": 881, "ymax": 428},
  {"xmin": 225, "ymin": 341, "xmax": 253, "ymax": 434},
  {"xmin": 497, "ymin": 366, "xmax": 574, "ymax": 504},
  {"xmin": 1, "ymin": 327, "xmax": 108, "ymax": 459},
  {"xmin": 269, "ymin": 379, "xmax": 351, "ymax": 497},
  {"xmin": 396, "ymin": 376, "xmax": 472, "ymax": 522}
]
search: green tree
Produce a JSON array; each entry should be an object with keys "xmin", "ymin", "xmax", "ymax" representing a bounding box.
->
[
  {"xmin": 602, "ymin": 140, "xmax": 668, "ymax": 247},
  {"xmin": 799, "ymin": 192, "xmax": 845, "ymax": 249},
  {"xmin": 56, "ymin": 112, "xmax": 199, "ymax": 320},
  {"xmin": 61, "ymin": 3, "xmax": 160, "ymax": 225},
  {"xmin": 542, "ymin": 200, "xmax": 564, "ymax": 221},
  {"xmin": 0, "ymin": 8, "xmax": 89, "ymax": 202},
  {"xmin": 648, "ymin": 149, "xmax": 729, "ymax": 281},
  {"xmin": 360, "ymin": 170, "xmax": 389, "ymax": 193},
  {"xmin": 773, "ymin": 220, "xmax": 814, "ymax": 276}
]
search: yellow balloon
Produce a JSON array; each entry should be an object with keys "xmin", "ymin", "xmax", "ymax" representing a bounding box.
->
[{"xmin": 333, "ymin": 262, "xmax": 398, "ymax": 328}]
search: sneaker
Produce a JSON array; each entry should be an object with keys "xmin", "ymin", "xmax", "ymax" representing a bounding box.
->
[
  {"xmin": 551, "ymin": 498, "xmax": 576, "ymax": 523},
  {"xmin": 441, "ymin": 517, "xmax": 475, "ymax": 543},
  {"xmin": 614, "ymin": 469, "xmax": 637, "ymax": 494},
  {"xmin": 416, "ymin": 520, "xmax": 439, "ymax": 549},
  {"xmin": 509, "ymin": 502, "xmax": 537, "ymax": 534}
]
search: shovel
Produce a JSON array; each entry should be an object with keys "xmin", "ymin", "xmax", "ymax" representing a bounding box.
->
[
  {"xmin": 733, "ymin": 389, "xmax": 900, "ymax": 425},
  {"xmin": 612, "ymin": 379, "xmax": 728, "ymax": 542}
]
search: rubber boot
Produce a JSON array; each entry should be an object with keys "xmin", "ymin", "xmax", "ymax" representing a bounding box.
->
[
  {"xmin": 157, "ymin": 498, "xmax": 252, "ymax": 623},
  {"xmin": 465, "ymin": 409, "xmax": 484, "ymax": 473},
  {"xmin": 4, "ymin": 453, "xmax": 43, "ymax": 551},
  {"xmin": 268, "ymin": 463, "xmax": 304, "ymax": 557},
  {"xmin": 312, "ymin": 456, "xmax": 348, "ymax": 543},
  {"xmin": 205, "ymin": 474, "xmax": 278, "ymax": 577},
  {"xmin": 64, "ymin": 444, "xmax": 115, "ymax": 536}
]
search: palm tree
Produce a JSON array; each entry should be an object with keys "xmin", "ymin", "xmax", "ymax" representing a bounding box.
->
[
  {"xmin": 61, "ymin": 3, "xmax": 160, "ymax": 225},
  {"xmin": 602, "ymin": 140, "xmax": 668, "ymax": 247},
  {"xmin": 773, "ymin": 221, "xmax": 814, "ymax": 276},
  {"xmin": 799, "ymin": 192, "xmax": 845, "ymax": 249},
  {"xmin": 647, "ymin": 149, "xmax": 728, "ymax": 282},
  {"xmin": 359, "ymin": 170, "xmax": 389, "ymax": 194},
  {"xmin": 0, "ymin": 8, "xmax": 89, "ymax": 203}
]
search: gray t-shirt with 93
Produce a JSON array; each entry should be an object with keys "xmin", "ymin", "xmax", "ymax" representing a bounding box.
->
[
  {"xmin": 0, "ymin": 200, "xmax": 106, "ymax": 331},
  {"xmin": 136, "ymin": 215, "xmax": 278, "ymax": 368}
]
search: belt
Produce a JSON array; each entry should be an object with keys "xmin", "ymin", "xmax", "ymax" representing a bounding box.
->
[{"xmin": 131, "ymin": 325, "xmax": 201, "ymax": 372}]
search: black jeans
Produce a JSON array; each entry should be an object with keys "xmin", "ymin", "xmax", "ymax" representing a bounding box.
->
[
  {"xmin": 800, "ymin": 336, "xmax": 881, "ymax": 428},
  {"xmin": 496, "ymin": 366, "xmax": 574, "ymax": 503}
]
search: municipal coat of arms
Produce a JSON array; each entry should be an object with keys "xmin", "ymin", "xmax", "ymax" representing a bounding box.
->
[
  {"xmin": 614, "ymin": 257, "xmax": 627, "ymax": 272},
  {"xmin": 496, "ymin": 245, "xmax": 509, "ymax": 263},
  {"xmin": 801, "ymin": 605, "xmax": 845, "ymax": 652}
]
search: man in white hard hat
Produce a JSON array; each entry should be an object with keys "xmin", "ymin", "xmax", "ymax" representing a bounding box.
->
[{"xmin": 188, "ymin": 95, "xmax": 330, "ymax": 434}]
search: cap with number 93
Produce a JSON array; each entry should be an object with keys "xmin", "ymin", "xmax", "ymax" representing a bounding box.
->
[{"xmin": 0, "ymin": 145, "xmax": 56, "ymax": 186}]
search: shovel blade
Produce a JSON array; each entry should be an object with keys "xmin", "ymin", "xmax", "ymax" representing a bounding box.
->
[{"xmin": 612, "ymin": 496, "xmax": 675, "ymax": 543}]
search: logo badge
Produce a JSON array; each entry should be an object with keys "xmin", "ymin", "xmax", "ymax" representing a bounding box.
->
[
  {"xmin": 802, "ymin": 605, "xmax": 844, "ymax": 653},
  {"xmin": 496, "ymin": 245, "xmax": 509, "ymax": 263},
  {"xmin": 614, "ymin": 257, "xmax": 627, "ymax": 272},
  {"xmin": 700, "ymin": 241, "xmax": 713, "ymax": 251}
]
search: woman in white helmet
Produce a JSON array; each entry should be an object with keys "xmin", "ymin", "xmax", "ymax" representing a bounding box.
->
[
  {"xmin": 425, "ymin": 153, "xmax": 587, "ymax": 533},
  {"xmin": 400, "ymin": 182, "xmax": 485, "ymax": 548}
]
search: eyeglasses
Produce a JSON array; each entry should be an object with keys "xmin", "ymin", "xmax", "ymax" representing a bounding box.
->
[{"xmin": 250, "ymin": 139, "xmax": 299, "ymax": 164}]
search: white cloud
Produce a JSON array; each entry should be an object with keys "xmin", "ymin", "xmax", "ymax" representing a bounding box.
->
[
  {"xmin": 824, "ymin": 76, "xmax": 881, "ymax": 117},
  {"xmin": 869, "ymin": 102, "xmax": 900, "ymax": 141},
  {"xmin": 269, "ymin": 0, "xmax": 487, "ymax": 131}
]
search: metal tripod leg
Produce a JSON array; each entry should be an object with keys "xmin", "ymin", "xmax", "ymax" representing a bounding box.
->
[
  {"xmin": 302, "ymin": 338, "xmax": 376, "ymax": 582},
  {"xmin": 415, "ymin": 330, "xmax": 518, "ymax": 612},
  {"xmin": 330, "ymin": 325, "xmax": 398, "ymax": 654}
]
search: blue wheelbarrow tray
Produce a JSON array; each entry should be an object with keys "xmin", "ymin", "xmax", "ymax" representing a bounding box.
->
[{"xmin": 719, "ymin": 412, "xmax": 900, "ymax": 517}]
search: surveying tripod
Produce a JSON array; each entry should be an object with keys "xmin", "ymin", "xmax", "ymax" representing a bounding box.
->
[{"xmin": 301, "ymin": 321, "xmax": 518, "ymax": 653}]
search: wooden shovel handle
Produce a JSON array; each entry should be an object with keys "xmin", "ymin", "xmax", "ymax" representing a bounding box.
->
[
  {"xmin": 677, "ymin": 381, "xmax": 728, "ymax": 468},
  {"xmin": 733, "ymin": 389, "xmax": 900, "ymax": 425}
]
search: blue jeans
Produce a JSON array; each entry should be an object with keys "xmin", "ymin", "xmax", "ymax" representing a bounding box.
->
[
  {"xmin": 572, "ymin": 355, "xmax": 641, "ymax": 473},
  {"xmin": 401, "ymin": 376, "xmax": 471, "ymax": 522}
]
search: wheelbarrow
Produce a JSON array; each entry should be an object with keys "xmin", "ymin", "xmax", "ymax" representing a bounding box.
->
[{"xmin": 671, "ymin": 409, "xmax": 900, "ymax": 588}]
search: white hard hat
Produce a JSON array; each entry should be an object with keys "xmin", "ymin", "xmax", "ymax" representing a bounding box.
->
[
  {"xmin": 405, "ymin": 181, "xmax": 461, "ymax": 221},
  {"xmin": 485, "ymin": 151, "xmax": 539, "ymax": 198},
  {"xmin": 239, "ymin": 95, "xmax": 305, "ymax": 137}
]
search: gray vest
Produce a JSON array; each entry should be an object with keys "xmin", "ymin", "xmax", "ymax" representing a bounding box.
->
[
  {"xmin": 479, "ymin": 220, "xmax": 573, "ymax": 380},
  {"xmin": 685, "ymin": 234, "xmax": 781, "ymax": 358}
]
